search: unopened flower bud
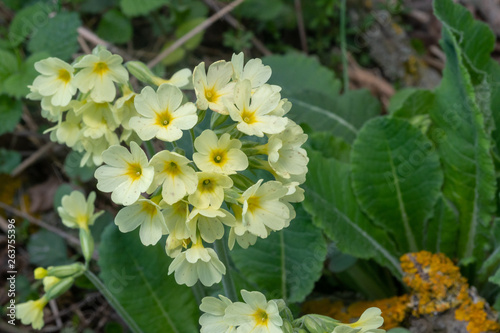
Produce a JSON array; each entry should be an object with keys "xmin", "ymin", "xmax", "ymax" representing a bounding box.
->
[
  {"xmin": 45, "ymin": 277, "xmax": 74, "ymax": 300},
  {"xmin": 47, "ymin": 262, "xmax": 85, "ymax": 278}
]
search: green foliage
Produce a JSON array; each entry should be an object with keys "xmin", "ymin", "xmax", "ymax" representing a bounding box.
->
[
  {"xmin": 424, "ymin": 196, "xmax": 459, "ymax": 258},
  {"xmin": 27, "ymin": 230, "xmax": 71, "ymax": 267},
  {"xmin": 8, "ymin": 2, "xmax": 55, "ymax": 47},
  {"xmin": 4, "ymin": 52, "xmax": 49, "ymax": 98},
  {"xmin": 304, "ymin": 150, "xmax": 403, "ymax": 278},
  {"xmin": 428, "ymin": 27, "xmax": 495, "ymax": 262},
  {"xmin": 0, "ymin": 51, "xmax": 19, "ymax": 93},
  {"xmin": 230, "ymin": 206, "xmax": 327, "ymax": 303},
  {"xmin": 97, "ymin": 9, "xmax": 133, "ymax": 44},
  {"xmin": 0, "ymin": 95, "xmax": 22, "ymax": 135},
  {"xmin": 120, "ymin": 0, "xmax": 169, "ymax": 17},
  {"xmin": 351, "ymin": 117, "xmax": 443, "ymax": 253},
  {"xmin": 99, "ymin": 225, "xmax": 199, "ymax": 333},
  {"xmin": 0, "ymin": 149, "xmax": 22, "ymax": 174},
  {"xmin": 28, "ymin": 12, "xmax": 81, "ymax": 61},
  {"xmin": 64, "ymin": 150, "xmax": 97, "ymax": 182},
  {"xmin": 265, "ymin": 54, "xmax": 379, "ymax": 144}
]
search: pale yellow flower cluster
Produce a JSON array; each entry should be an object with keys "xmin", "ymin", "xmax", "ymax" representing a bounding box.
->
[
  {"xmin": 30, "ymin": 48, "xmax": 309, "ymax": 288},
  {"xmin": 28, "ymin": 46, "xmax": 190, "ymax": 166}
]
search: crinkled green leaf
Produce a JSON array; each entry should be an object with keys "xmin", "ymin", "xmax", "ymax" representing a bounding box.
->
[
  {"xmin": 307, "ymin": 131, "xmax": 351, "ymax": 163},
  {"xmin": 428, "ymin": 27, "xmax": 495, "ymax": 262},
  {"xmin": 120, "ymin": 0, "xmax": 169, "ymax": 17},
  {"xmin": 8, "ymin": 2, "xmax": 55, "ymax": 46},
  {"xmin": 0, "ymin": 95, "xmax": 22, "ymax": 135},
  {"xmin": 28, "ymin": 12, "xmax": 81, "ymax": 61},
  {"xmin": 97, "ymin": 9, "xmax": 132, "ymax": 44},
  {"xmin": 351, "ymin": 117, "xmax": 443, "ymax": 253},
  {"xmin": 99, "ymin": 225, "xmax": 199, "ymax": 333},
  {"xmin": 304, "ymin": 150, "xmax": 403, "ymax": 278},
  {"xmin": 230, "ymin": 206, "xmax": 327, "ymax": 303},
  {"xmin": 264, "ymin": 53, "xmax": 341, "ymax": 97},
  {"xmin": 4, "ymin": 52, "xmax": 49, "ymax": 98},
  {"xmin": 434, "ymin": 0, "xmax": 500, "ymax": 136},
  {"xmin": 423, "ymin": 196, "xmax": 459, "ymax": 258},
  {"xmin": 0, "ymin": 50, "xmax": 19, "ymax": 94},
  {"xmin": 0, "ymin": 148, "xmax": 22, "ymax": 174},
  {"xmin": 390, "ymin": 89, "xmax": 435, "ymax": 119}
]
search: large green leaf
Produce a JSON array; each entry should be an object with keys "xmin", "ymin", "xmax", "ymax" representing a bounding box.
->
[
  {"xmin": 28, "ymin": 11, "xmax": 81, "ymax": 61},
  {"xmin": 264, "ymin": 53, "xmax": 341, "ymax": 97},
  {"xmin": 0, "ymin": 50, "xmax": 19, "ymax": 94},
  {"xmin": 4, "ymin": 52, "xmax": 49, "ymax": 99},
  {"xmin": 230, "ymin": 206, "xmax": 326, "ymax": 303},
  {"xmin": 303, "ymin": 150, "xmax": 402, "ymax": 278},
  {"xmin": 434, "ymin": 0, "xmax": 500, "ymax": 137},
  {"xmin": 423, "ymin": 195, "xmax": 459, "ymax": 258},
  {"xmin": 99, "ymin": 225, "xmax": 199, "ymax": 333},
  {"xmin": 8, "ymin": 2, "xmax": 55, "ymax": 46},
  {"xmin": 428, "ymin": 27, "xmax": 495, "ymax": 262},
  {"xmin": 97, "ymin": 9, "xmax": 133, "ymax": 44},
  {"xmin": 264, "ymin": 54, "xmax": 380, "ymax": 143},
  {"xmin": 351, "ymin": 117, "xmax": 443, "ymax": 253}
]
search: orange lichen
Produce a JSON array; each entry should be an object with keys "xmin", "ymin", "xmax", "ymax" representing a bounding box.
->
[{"xmin": 302, "ymin": 251, "xmax": 500, "ymax": 332}]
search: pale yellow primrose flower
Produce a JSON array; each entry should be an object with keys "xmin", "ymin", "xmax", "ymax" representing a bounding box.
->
[
  {"xmin": 187, "ymin": 207, "xmax": 236, "ymax": 243},
  {"xmin": 188, "ymin": 172, "xmax": 233, "ymax": 209},
  {"xmin": 239, "ymin": 180, "xmax": 290, "ymax": 239},
  {"xmin": 231, "ymin": 52, "xmax": 271, "ymax": 88},
  {"xmin": 94, "ymin": 141, "xmax": 154, "ymax": 206},
  {"xmin": 199, "ymin": 295, "xmax": 236, "ymax": 333},
  {"xmin": 31, "ymin": 57, "xmax": 77, "ymax": 107},
  {"xmin": 165, "ymin": 234, "xmax": 186, "ymax": 258},
  {"xmin": 16, "ymin": 296, "xmax": 49, "ymax": 330},
  {"xmin": 114, "ymin": 88, "xmax": 139, "ymax": 131},
  {"xmin": 130, "ymin": 84, "xmax": 197, "ymax": 142},
  {"xmin": 224, "ymin": 290, "xmax": 283, "ymax": 333},
  {"xmin": 193, "ymin": 130, "xmax": 248, "ymax": 175},
  {"xmin": 114, "ymin": 198, "xmax": 168, "ymax": 246},
  {"xmin": 148, "ymin": 150, "xmax": 197, "ymax": 205},
  {"xmin": 168, "ymin": 239, "xmax": 226, "ymax": 287},
  {"xmin": 73, "ymin": 48, "xmax": 128, "ymax": 102},
  {"xmin": 76, "ymin": 100, "xmax": 119, "ymax": 140},
  {"xmin": 334, "ymin": 307, "xmax": 384, "ymax": 333},
  {"xmin": 57, "ymin": 191, "xmax": 103, "ymax": 231},
  {"xmin": 227, "ymin": 204, "xmax": 257, "ymax": 250},
  {"xmin": 80, "ymin": 134, "xmax": 119, "ymax": 167},
  {"xmin": 226, "ymin": 80, "xmax": 287, "ymax": 137},
  {"xmin": 193, "ymin": 61, "xmax": 235, "ymax": 114},
  {"xmin": 153, "ymin": 68, "xmax": 192, "ymax": 88},
  {"xmin": 162, "ymin": 201, "xmax": 190, "ymax": 240},
  {"xmin": 267, "ymin": 120, "xmax": 309, "ymax": 179}
]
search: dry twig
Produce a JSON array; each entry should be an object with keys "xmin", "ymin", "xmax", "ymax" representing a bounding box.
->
[
  {"xmin": 11, "ymin": 142, "xmax": 56, "ymax": 177},
  {"xmin": 203, "ymin": 0, "xmax": 272, "ymax": 56},
  {"xmin": 147, "ymin": 0, "xmax": 247, "ymax": 68},
  {"xmin": 77, "ymin": 27, "xmax": 135, "ymax": 61},
  {"xmin": 294, "ymin": 0, "xmax": 308, "ymax": 54}
]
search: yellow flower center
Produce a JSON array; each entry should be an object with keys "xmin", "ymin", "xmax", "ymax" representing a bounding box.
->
[
  {"xmin": 156, "ymin": 110, "xmax": 173, "ymax": 127},
  {"xmin": 253, "ymin": 308, "xmax": 269, "ymax": 326},
  {"xmin": 141, "ymin": 201, "xmax": 157, "ymax": 217},
  {"xmin": 57, "ymin": 69, "xmax": 71, "ymax": 83},
  {"xmin": 210, "ymin": 149, "xmax": 226, "ymax": 165},
  {"xmin": 126, "ymin": 162, "xmax": 143, "ymax": 180},
  {"xmin": 246, "ymin": 196, "xmax": 261, "ymax": 213},
  {"xmin": 205, "ymin": 87, "xmax": 219, "ymax": 103},
  {"xmin": 241, "ymin": 109, "xmax": 257, "ymax": 124},
  {"xmin": 76, "ymin": 214, "xmax": 89, "ymax": 229},
  {"xmin": 93, "ymin": 61, "xmax": 109, "ymax": 76},
  {"xmin": 165, "ymin": 161, "xmax": 180, "ymax": 176},
  {"xmin": 200, "ymin": 178, "xmax": 215, "ymax": 193}
]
